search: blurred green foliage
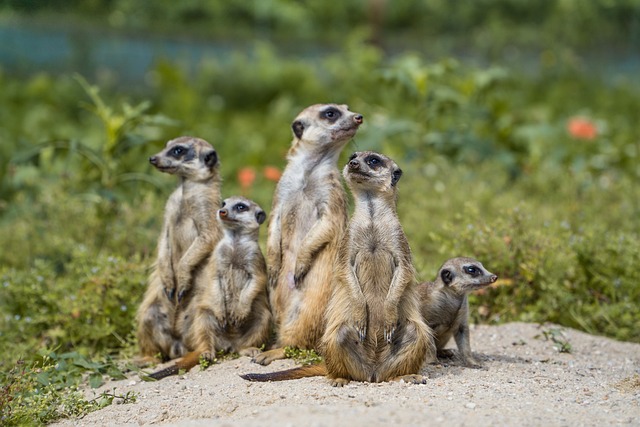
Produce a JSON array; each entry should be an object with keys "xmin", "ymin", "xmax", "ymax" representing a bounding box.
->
[
  {"xmin": 2, "ymin": 0, "xmax": 639, "ymax": 53},
  {"xmin": 0, "ymin": 1, "xmax": 639, "ymax": 423}
]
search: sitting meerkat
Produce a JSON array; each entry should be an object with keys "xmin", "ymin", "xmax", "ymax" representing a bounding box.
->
[
  {"xmin": 136, "ymin": 136, "xmax": 222, "ymax": 362},
  {"xmin": 418, "ymin": 257, "xmax": 498, "ymax": 368},
  {"xmin": 242, "ymin": 152, "xmax": 433, "ymax": 386},
  {"xmin": 253, "ymin": 103, "xmax": 363, "ymax": 366},
  {"xmin": 148, "ymin": 196, "xmax": 271, "ymax": 380}
]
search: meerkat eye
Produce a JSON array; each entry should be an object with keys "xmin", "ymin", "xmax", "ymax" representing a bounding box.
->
[
  {"xmin": 235, "ymin": 203, "xmax": 247, "ymax": 212},
  {"xmin": 348, "ymin": 153, "xmax": 357, "ymax": 161},
  {"xmin": 171, "ymin": 146, "xmax": 185, "ymax": 157},
  {"xmin": 322, "ymin": 107, "xmax": 341, "ymax": 121},
  {"xmin": 464, "ymin": 266, "xmax": 480, "ymax": 276},
  {"xmin": 366, "ymin": 156, "xmax": 381, "ymax": 166},
  {"xmin": 220, "ymin": 201, "xmax": 226, "ymax": 208}
]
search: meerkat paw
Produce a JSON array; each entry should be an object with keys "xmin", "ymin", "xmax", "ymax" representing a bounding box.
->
[
  {"xmin": 176, "ymin": 284, "xmax": 191, "ymax": 303},
  {"xmin": 214, "ymin": 314, "xmax": 228, "ymax": 331},
  {"xmin": 229, "ymin": 309, "xmax": 249, "ymax": 328},
  {"xmin": 437, "ymin": 349, "xmax": 456, "ymax": 359},
  {"xmin": 251, "ymin": 348, "xmax": 285, "ymax": 366},
  {"xmin": 164, "ymin": 286, "xmax": 176, "ymax": 302},
  {"xmin": 462, "ymin": 356, "xmax": 485, "ymax": 369},
  {"xmin": 351, "ymin": 301, "xmax": 368, "ymax": 342},
  {"xmin": 239, "ymin": 347, "xmax": 262, "ymax": 358},
  {"xmin": 293, "ymin": 262, "xmax": 309, "ymax": 286},
  {"xmin": 329, "ymin": 377, "xmax": 350, "ymax": 387},
  {"xmin": 382, "ymin": 307, "xmax": 399, "ymax": 343},
  {"xmin": 394, "ymin": 374, "xmax": 427, "ymax": 385}
]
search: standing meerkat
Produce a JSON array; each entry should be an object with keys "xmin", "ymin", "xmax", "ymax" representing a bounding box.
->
[
  {"xmin": 148, "ymin": 196, "xmax": 271, "ymax": 380},
  {"xmin": 242, "ymin": 152, "xmax": 433, "ymax": 386},
  {"xmin": 252, "ymin": 104, "xmax": 363, "ymax": 366},
  {"xmin": 136, "ymin": 136, "xmax": 222, "ymax": 362},
  {"xmin": 418, "ymin": 257, "xmax": 497, "ymax": 368}
]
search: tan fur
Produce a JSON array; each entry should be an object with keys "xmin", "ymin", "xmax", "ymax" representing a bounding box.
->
[
  {"xmin": 253, "ymin": 104, "xmax": 363, "ymax": 366},
  {"xmin": 321, "ymin": 151, "xmax": 434, "ymax": 386},
  {"xmin": 190, "ymin": 196, "xmax": 271, "ymax": 357},
  {"xmin": 136, "ymin": 136, "xmax": 222, "ymax": 361},
  {"xmin": 148, "ymin": 197, "xmax": 271, "ymax": 380},
  {"xmin": 418, "ymin": 257, "xmax": 497, "ymax": 368}
]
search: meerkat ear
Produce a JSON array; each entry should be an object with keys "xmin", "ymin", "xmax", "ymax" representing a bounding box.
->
[
  {"xmin": 292, "ymin": 120, "xmax": 305, "ymax": 139},
  {"xmin": 391, "ymin": 168, "xmax": 403, "ymax": 186},
  {"xmin": 255, "ymin": 210, "xmax": 267, "ymax": 225},
  {"xmin": 441, "ymin": 269, "xmax": 453, "ymax": 285},
  {"xmin": 203, "ymin": 150, "xmax": 218, "ymax": 169}
]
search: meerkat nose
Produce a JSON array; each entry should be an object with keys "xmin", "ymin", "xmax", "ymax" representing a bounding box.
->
[
  {"xmin": 149, "ymin": 156, "xmax": 158, "ymax": 165},
  {"xmin": 490, "ymin": 275, "xmax": 498, "ymax": 283},
  {"xmin": 219, "ymin": 209, "xmax": 228, "ymax": 218},
  {"xmin": 348, "ymin": 159, "xmax": 360, "ymax": 169},
  {"xmin": 354, "ymin": 114, "xmax": 363, "ymax": 125}
]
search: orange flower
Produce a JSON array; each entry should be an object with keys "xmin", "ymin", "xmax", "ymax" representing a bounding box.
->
[
  {"xmin": 567, "ymin": 117, "xmax": 597, "ymax": 140},
  {"xmin": 263, "ymin": 166, "xmax": 282, "ymax": 182},
  {"xmin": 238, "ymin": 167, "xmax": 256, "ymax": 190}
]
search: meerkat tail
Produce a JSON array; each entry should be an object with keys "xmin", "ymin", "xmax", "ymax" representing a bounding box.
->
[
  {"xmin": 240, "ymin": 363, "xmax": 327, "ymax": 382},
  {"xmin": 147, "ymin": 351, "xmax": 202, "ymax": 380}
]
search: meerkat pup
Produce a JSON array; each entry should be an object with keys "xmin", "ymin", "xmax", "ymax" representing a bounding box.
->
[
  {"xmin": 148, "ymin": 197, "xmax": 271, "ymax": 380},
  {"xmin": 136, "ymin": 136, "xmax": 222, "ymax": 362},
  {"xmin": 252, "ymin": 104, "xmax": 363, "ymax": 366},
  {"xmin": 418, "ymin": 257, "xmax": 497, "ymax": 368},
  {"xmin": 242, "ymin": 152, "xmax": 433, "ymax": 386}
]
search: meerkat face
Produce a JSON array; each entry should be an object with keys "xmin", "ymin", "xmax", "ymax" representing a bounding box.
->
[
  {"xmin": 290, "ymin": 104, "xmax": 363, "ymax": 147},
  {"xmin": 439, "ymin": 257, "xmax": 498, "ymax": 293},
  {"xmin": 149, "ymin": 136, "xmax": 219, "ymax": 181},
  {"xmin": 343, "ymin": 151, "xmax": 403, "ymax": 193},
  {"xmin": 217, "ymin": 196, "xmax": 266, "ymax": 233}
]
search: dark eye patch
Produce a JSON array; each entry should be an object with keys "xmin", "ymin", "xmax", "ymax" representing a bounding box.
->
[
  {"xmin": 348, "ymin": 153, "xmax": 357, "ymax": 161},
  {"xmin": 221, "ymin": 201, "xmax": 226, "ymax": 208},
  {"xmin": 320, "ymin": 107, "xmax": 342, "ymax": 122},
  {"xmin": 235, "ymin": 203, "xmax": 248, "ymax": 212},
  {"xmin": 464, "ymin": 265, "xmax": 481, "ymax": 277},
  {"xmin": 365, "ymin": 155, "xmax": 384, "ymax": 168},
  {"xmin": 169, "ymin": 145, "xmax": 186, "ymax": 158}
]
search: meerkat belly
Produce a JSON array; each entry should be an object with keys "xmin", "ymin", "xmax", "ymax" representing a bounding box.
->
[
  {"xmin": 223, "ymin": 268, "xmax": 251, "ymax": 308},
  {"xmin": 354, "ymin": 243, "xmax": 395, "ymax": 336}
]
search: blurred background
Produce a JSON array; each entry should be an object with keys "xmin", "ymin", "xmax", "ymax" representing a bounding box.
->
[{"xmin": 1, "ymin": 1, "xmax": 639, "ymax": 419}]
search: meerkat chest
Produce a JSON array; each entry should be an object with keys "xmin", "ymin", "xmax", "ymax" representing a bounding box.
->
[
  {"xmin": 277, "ymin": 159, "xmax": 336, "ymax": 205},
  {"xmin": 216, "ymin": 241, "xmax": 254, "ymax": 274},
  {"xmin": 427, "ymin": 293, "xmax": 465, "ymax": 330}
]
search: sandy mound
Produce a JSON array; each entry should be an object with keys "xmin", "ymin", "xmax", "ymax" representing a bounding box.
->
[{"xmin": 53, "ymin": 322, "xmax": 640, "ymax": 426}]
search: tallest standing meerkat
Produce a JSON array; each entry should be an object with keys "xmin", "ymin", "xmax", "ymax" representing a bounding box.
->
[{"xmin": 252, "ymin": 104, "xmax": 363, "ymax": 365}]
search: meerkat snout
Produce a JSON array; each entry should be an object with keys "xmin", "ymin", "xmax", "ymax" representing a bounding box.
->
[
  {"xmin": 354, "ymin": 114, "xmax": 363, "ymax": 125},
  {"xmin": 149, "ymin": 156, "xmax": 158, "ymax": 165}
]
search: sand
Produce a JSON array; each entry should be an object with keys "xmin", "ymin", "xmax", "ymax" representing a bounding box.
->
[{"xmin": 52, "ymin": 322, "xmax": 640, "ymax": 426}]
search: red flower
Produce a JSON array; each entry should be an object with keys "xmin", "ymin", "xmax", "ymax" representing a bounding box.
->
[
  {"xmin": 263, "ymin": 166, "xmax": 282, "ymax": 182},
  {"xmin": 238, "ymin": 167, "xmax": 256, "ymax": 190},
  {"xmin": 567, "ymin": 117, "xmax": 597, "ymax": 140}
]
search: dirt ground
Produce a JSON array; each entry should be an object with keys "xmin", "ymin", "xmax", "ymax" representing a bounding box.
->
[{"xmin": 53, "ymin": 322, "xmax": 640, "ymax": 426}]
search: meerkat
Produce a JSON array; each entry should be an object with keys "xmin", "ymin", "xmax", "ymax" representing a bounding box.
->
[
  {"xmin": 242, "ymin": 151, "xmax": 433, "ymax": 386},
  {"xmin": 418, "ymin": 257, "xmax": 497, "ymax": 368},
  {"xmin": 136, "ymin": 136, "xmax": 222, "ymax": 362},
  {"xmin": 148, "ymin": 197, "xmax": 271, "ymax": 380},
  {"xmin": 251, "ymin": 104, "xmax": 363, "ymax": 366}
]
